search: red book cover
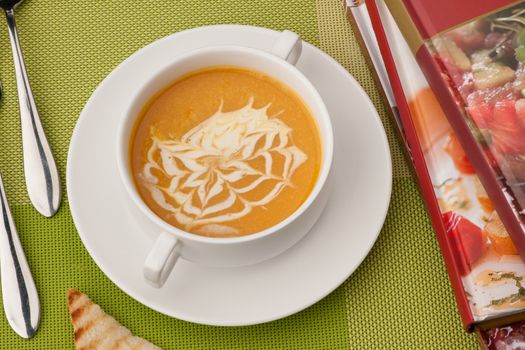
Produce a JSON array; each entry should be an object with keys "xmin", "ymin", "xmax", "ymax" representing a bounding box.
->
[
  {"xmin": 383, "ymin": 1, "xmax": 525, "ymax": 282},
  {"xmin": 345, "ymin": 0, "xmax": 525, "ymax": 343}
]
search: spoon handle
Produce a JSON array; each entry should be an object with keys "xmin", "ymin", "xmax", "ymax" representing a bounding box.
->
[
  {"xmin": 5, "ymin": 9, "xmax": 60, "ymax": 217},
  {"xmin": 0, "ymin": 174, "xmax": 40, "ymax": 338}
]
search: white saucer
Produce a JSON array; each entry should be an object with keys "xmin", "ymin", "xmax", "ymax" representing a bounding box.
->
[{"xmin": 67, "ymin": 25, "xmax": 392, "ymax": 326}]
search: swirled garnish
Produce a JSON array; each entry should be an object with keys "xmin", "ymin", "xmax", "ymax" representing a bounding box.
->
[{"xmin": 141, "ymin": 97, "xmax": 308, "ymax": 234}]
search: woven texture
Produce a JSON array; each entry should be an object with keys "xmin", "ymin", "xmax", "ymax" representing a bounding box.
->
[{"xmin": 0, "ymin": 0, "xmax": 478, "ymax": 348}]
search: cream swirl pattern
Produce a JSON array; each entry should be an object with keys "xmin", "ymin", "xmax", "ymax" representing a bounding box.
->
[{"xmin": 141, "ymin": 98, "xmax": 308, "ymax": 234}]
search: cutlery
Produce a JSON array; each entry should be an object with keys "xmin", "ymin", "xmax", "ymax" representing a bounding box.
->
[
  {"xmin": 0, "ymin": 0, "xmax": 60, "ymax": 217},
  {"xmin": 0, "ymin": 174, "xmax": 39, "ymax": 338}
]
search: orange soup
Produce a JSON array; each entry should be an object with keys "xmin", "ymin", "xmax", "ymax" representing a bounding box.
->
[{"xmin": 130, "ymin": 67, "xmax": 322, "ymax": 237}]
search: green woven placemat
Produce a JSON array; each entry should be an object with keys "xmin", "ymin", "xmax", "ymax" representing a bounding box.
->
[{"xmin": 0, "ymin": 0, "xmax": 478, "ymax": 348}]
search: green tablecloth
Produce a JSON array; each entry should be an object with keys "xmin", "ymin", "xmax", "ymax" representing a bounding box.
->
[{"xmin": 0, "ymin": 0, "xmax": 479, "ymax": 348}]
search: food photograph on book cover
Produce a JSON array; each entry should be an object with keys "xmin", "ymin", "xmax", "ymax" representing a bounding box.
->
[
  {"xmin": 428, "ymin": 3, "xmax": 525, "ymax": 244},
  {"xmin": 372, "ymin": 0, "xmax": 525, "ymax": 322},
  {"xmin": 350, "ymin": 0, "xmax": 525, "ymax": 348}
]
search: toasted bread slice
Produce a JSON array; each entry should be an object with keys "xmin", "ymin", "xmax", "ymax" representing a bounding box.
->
[{"xmin": 67, "ymin": 289, "xmax": 161, "ymax": 350}]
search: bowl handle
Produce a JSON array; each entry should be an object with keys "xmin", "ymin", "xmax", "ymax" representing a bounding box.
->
[
  {"xmin": 144, "ymin": 232, "xmax": 180, "ymax": 288},
  {"xmin": 270, "ymin": 30, "xmax": 302, "ymax": 65}
]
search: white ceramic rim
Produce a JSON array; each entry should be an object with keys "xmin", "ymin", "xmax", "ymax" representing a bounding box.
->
[{"xmin": 115, "ymin": 45, "xmax": 334, "ymax": 245}]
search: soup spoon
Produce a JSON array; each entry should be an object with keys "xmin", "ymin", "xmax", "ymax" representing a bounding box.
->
[{"xmin": 0, "ymin": 0, "xmax": 60, "ymax": 217}]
